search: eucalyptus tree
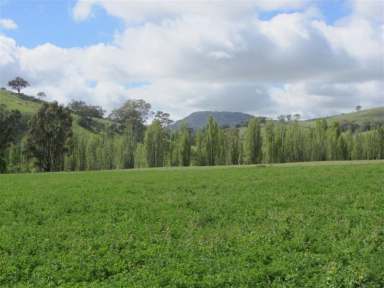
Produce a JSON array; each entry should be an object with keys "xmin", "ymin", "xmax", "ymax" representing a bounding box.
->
[{"xmin": 26, "ymin": 102, "xmax": 72, "ymax": 172}]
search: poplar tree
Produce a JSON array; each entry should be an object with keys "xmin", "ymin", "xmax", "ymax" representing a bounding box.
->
[
  {"xmin": 144, "ymin": 120, "xmax": 166, "ymax": 167},
  {"xmin": 178, "ymin": 122, "xmax": 191, "ymax": 166},
  {"xmin": 244, "ymin": 118, "xmax": 262, "ymax": 164},
  {"xmin": 205, "ymin": 116, "xmax": 219, "ymax": 166}
]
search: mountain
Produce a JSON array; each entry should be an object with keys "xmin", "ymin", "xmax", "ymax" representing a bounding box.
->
[{"xmin": 171, "ymin": 111, "xmax": 254, "ymax": 130}]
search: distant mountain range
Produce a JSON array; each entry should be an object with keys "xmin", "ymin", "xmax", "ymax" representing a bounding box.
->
[{"xmin": 171, "ymin": 111, "xmax": 254, "ymax": 130}]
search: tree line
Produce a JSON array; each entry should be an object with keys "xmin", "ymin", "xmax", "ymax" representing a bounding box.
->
[{"xmin": 1, "ymin": 96, "xmax": 383, "ymax": 173}]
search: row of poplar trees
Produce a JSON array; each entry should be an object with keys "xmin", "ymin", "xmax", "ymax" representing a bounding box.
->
[{"xmin": 2, "ymin": 100, "xmax": 384, "ymax": 173}]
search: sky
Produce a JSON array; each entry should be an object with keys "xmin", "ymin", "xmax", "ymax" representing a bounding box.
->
[{"xmin": 0, "ymin": 0, "xmax": 383, "ymax": 120}]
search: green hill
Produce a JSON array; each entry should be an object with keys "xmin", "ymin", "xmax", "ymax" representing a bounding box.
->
[
  {"xmin": 307, "ymin": 107, "xmax": 384, "ymax": 125},
  {"xmin": 0, "ymin": 89, "xmax": 112, "ymax": 137},
  {"xmin": 2, "ymin": 89, "xmax": 383, "ymax": 131},
  {"xmin": 0, "ymin": 89, "xmax": 43, "ymax": 114}
]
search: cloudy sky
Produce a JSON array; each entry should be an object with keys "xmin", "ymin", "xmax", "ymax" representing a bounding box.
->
[{"xmin": 0, "ymin": 0, "xmax": 383, "ymax": 120}]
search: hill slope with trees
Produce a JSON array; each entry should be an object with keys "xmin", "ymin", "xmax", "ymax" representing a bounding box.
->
[{"xmin": 1, "ymin": 87, "xmax": 383, "ymax": 173}]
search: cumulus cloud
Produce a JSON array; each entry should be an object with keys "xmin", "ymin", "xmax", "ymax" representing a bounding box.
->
[
  {"xmin": 0, "ymin": 0, "xmax": 383, "ymax": 119},
  {"xmin": 0, "ymin": 18, "xmax": 17, "ymax": 30}
]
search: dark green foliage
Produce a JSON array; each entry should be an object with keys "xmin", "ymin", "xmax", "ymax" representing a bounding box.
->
[
  {"xmin": 154, "ymin": 111, "xmax": 173, "ymax": 128},
  {"xmin": 109, "ymin": 99, "xmax": 152, "ymax": 139},
  {"xmin": 178, "ymin": 122, "xmax": 191, "ymax": 166},
  {"xmin": 0, "ymin": 105, "xmax": 24, "ymax": 172},
  {"xmin": 0, "ymin": 163, "xmax": 383, "ymax": 287},
  {"xmin": 205, "ymin": 116, "xmax": 220, "ymax": 166},
  {"xmin": 225, "ymin": 128, "xmax": 241, "ymax": 165},
  {"xmin": 26, "ymin": 102, "xmax": 73, "ymax": 172},
  {"xmin": 244, "ymin": 118, "xmax": 262, "ymax": 164},
  {"xmin": 68, "ymin": 100, "xmax": 105, "ymax": 132},
  {"xmin": 7, "ymin": 77, "xmax": 30, "ymax": 95},
  {"xmin": 68, "ymin": 100, "xmax": 104, "ymax": 119}
]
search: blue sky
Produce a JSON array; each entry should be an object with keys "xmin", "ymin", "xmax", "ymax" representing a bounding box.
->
[
  {"xmin": 0, "ymin": 0, "xmax": 123, "ymax": 47},
  {"xmin": 0, "ymin": 0, "xmax": 382, "ymax": 119},
  {"xmin": 1, "ymin": 0, "xmax": 351, "ymax": 48}
]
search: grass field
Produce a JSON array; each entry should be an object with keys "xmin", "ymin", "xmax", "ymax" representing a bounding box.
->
[{"xmin": 1, "ymin": 162, "xmax": 384, "ymax": 287}]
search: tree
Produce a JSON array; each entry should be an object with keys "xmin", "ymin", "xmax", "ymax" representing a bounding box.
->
[
  {"xmin": 0, "ymin": 105, "xmax": 23, "ymax": 172},
  {"xmin": 134, "ymin": 144, "xmax": 147, "ymax": 168},
  {"xmin": 110, "ymin": 99, "xmax": 152, "ymax": 139},
  {"xmin": 68, "ymin": 100, "xmax": 104, "ymax": 119},
  {"xmin": 121, "ymin": 124, "xmax": 137, "ymax": 168},
  {"xmin": 8, "ymin": 77, "xmax": 30, "ymax": 95},
  {"xmin": 26, "ymin": 102, "xmax": 73, "ymax": 172},
  {"xmin": 244, "ymin": 118, "xmax": 262, "ymax": 164},
  {"xmin": 178, "ymin": 122, "xmax": 191, "ymax": 166},
  {"xmin": 264, "ymin": 121, "xmax": 276, "ymax": 163},
  {"xmin": 278, "ymin": 115, "xmax": 286, "ymax": 123},
  {"xmin": 193, "ymin": 129, "xmax": 206, "ymax": 166},
  {"xmin": 225, "ymin": 128, "xmax": 240, "ymax": 165},
  {"xmin": 68, "ymin": 100, "xmax": 105, "ymax": 132},
  {"xmin": 205, "ymin": 116, "xmax": 220, "ymax": 166},
  {"xmin": 154, "ymin": 111, "xmax": 173, "ymax": 128},
  {"xmin": 356, "ymin": 105, "xmax": 362, "ymax": 112},
  {"xmin": 37, "ymin": 91, "xmax": 47, "ymax": 99},
  {"xmin": 144, "ymin": 120, "xmax": 166, "ymax": 167}
]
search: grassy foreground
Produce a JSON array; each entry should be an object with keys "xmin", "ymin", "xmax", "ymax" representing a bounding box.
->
[{"xmin": 1, "ymin": 162, "xmax": 383, "ymax": 287}]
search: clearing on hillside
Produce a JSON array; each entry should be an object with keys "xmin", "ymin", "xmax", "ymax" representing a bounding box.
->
[{"xmin": 0, "ymin": 162, "xmax": 383, "ymax": 287}]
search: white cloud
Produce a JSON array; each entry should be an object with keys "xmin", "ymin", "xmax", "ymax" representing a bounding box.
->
[
  {"xmin": 0, "ymin": 18, "xmax": 17, "ymax": 30},
  {"xmin": 0, "ymin": 1, "xmax": 383, "ymax": 119},
  {"xmin": 73, "ymin": 0, "xmax": 307, "ymax": 23}
]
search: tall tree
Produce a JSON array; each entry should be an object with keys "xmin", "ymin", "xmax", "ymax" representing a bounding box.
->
[
  {"xmin": 178, "ymin": 122, "xmax": 191, "ymax": 166},
  {"xmin": 26, "ymin": 102, "xmax": 72, "ymax": 172},
  {"xmin": 154, "ymin": 111, "xmax": 174, "ymax": 128},
  {"xmin": 0, "ymin": 105, "xmax": 23, "ymax": 172},
  {"xmin": 8, "ymin": 77, "xmax": 30, "ymax": 95},
  {"xmin": 121, "ymin": 124, "xmax": 137, "ymax": 168},
  {"xmin": 264, "ymin": 121, "xmax": 275, "ymax": 163},
  {"xmin": 205, "ymin": 116, "xmax": 220, "ymax": 166},
  {"xmin": 244, "ymin": 118, "xmax": 262, "ymax": 164},
  {"xmin": 144, "ymin": 120, "xmax": 166, "ymax": 167},
  {"xmin": 225, "ymin": 128, "xmax": 240, "ymax": 165},
  {"xmin": 193, "ymin": 129, "xmax": 206, "ymax": 166}
]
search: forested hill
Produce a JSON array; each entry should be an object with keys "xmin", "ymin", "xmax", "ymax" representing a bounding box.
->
[
  {"xmin": 1, "ymin": 88, "xmax": 384, "ymax": 173},
  {"xmin": 1, "ymin": 89, "xmax": 384, "ymax": 128},
  {"xmin": 171, "ymin": 111, "xmax": 254, "ymax": 129},
  {"xmin": 0, "ymin": 89, "xmax": 111, "ymax": 135}
]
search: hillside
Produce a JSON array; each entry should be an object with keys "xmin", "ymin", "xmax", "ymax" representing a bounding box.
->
[
  {"xmin": 307, "ymin": 107, "xmax": 384, "ymax": 125},
  {"xmin": 0, "ymin": 89, "xmax": 43, "ymax": 114},
  {"xmin": 171, "ymin": 111, "xmax": 253, "ymax": 129},
  {"xmin": 0, "ymin": 89, "xmax": 110, "ymax": 136},
  {"xmin": 2, "ymin": 89, "xmax": 383, "ymax": 130}
]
